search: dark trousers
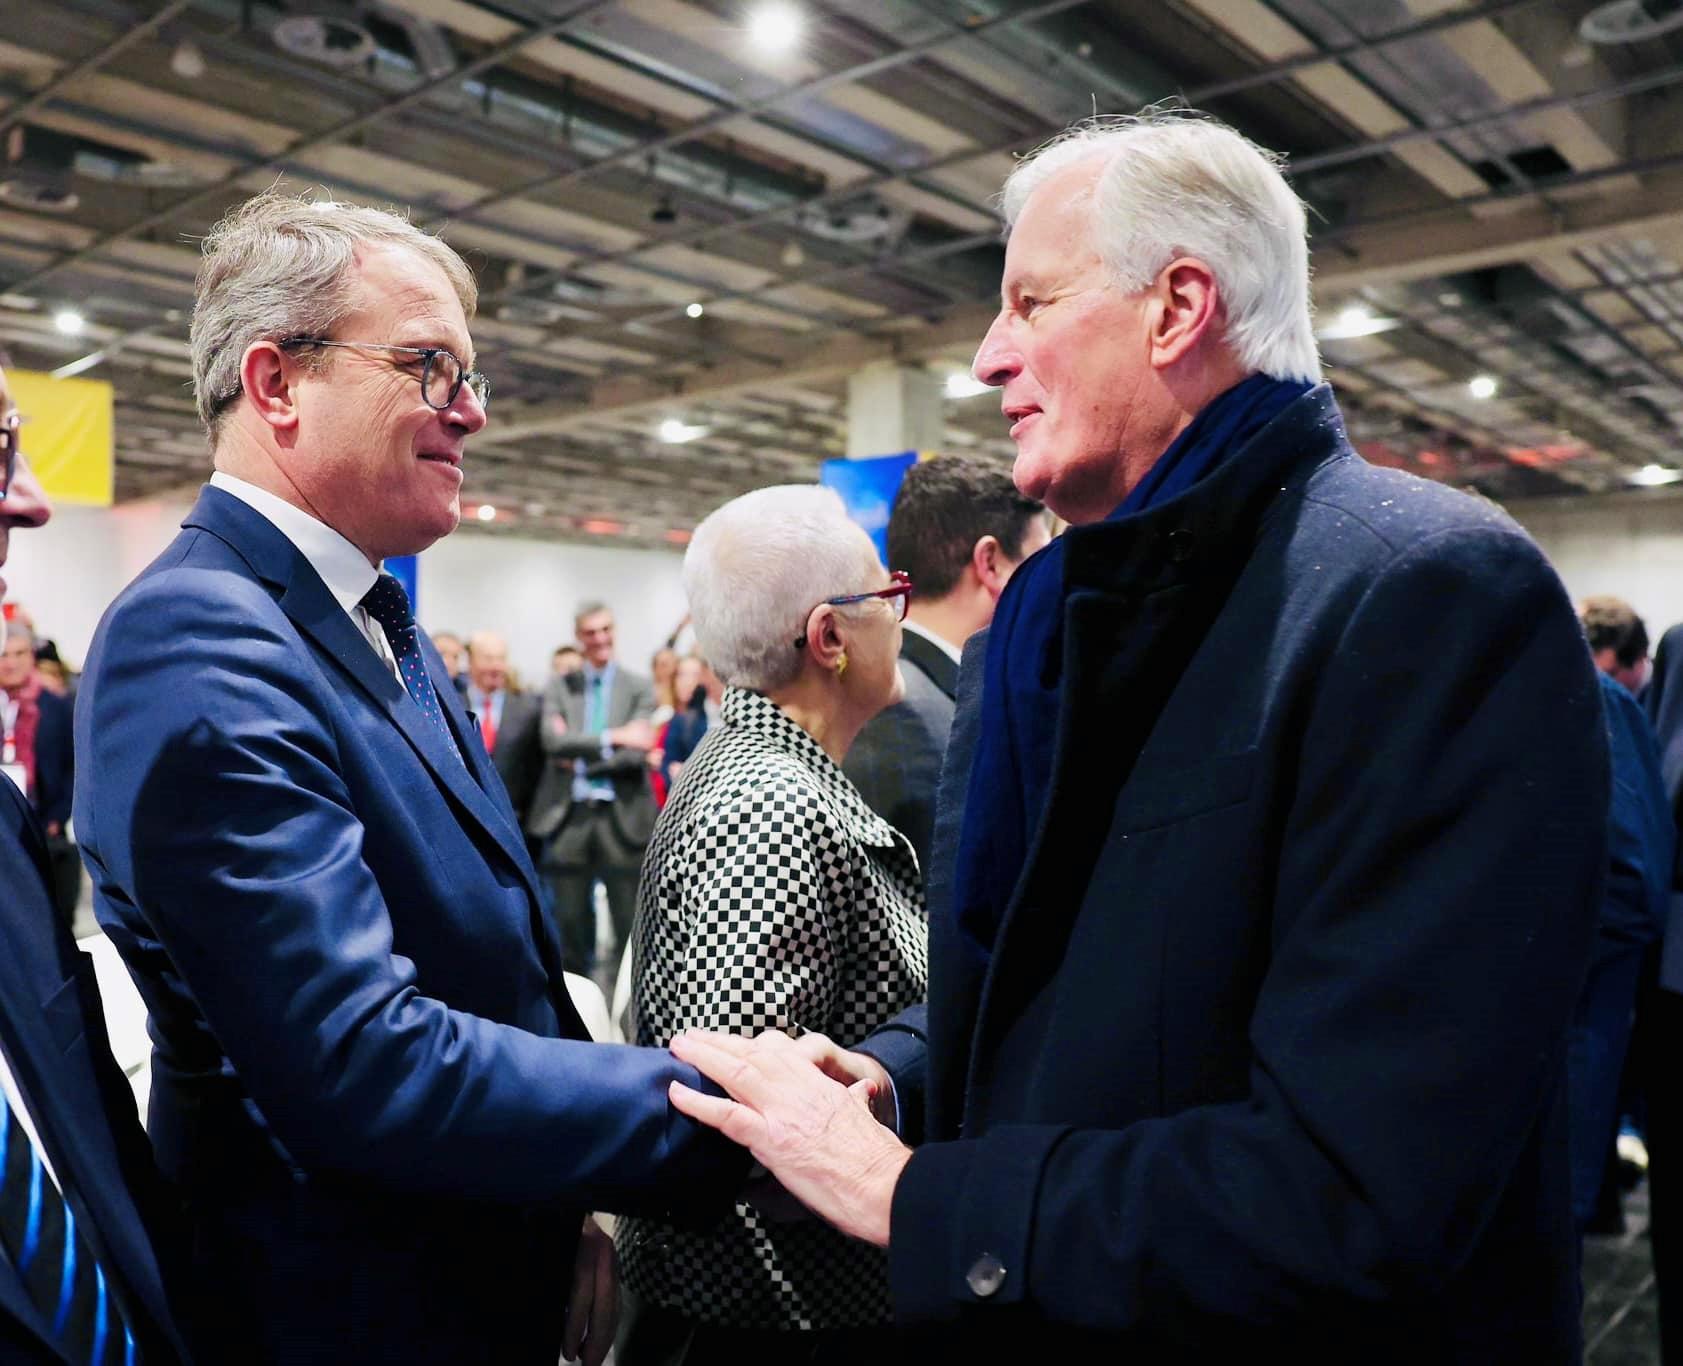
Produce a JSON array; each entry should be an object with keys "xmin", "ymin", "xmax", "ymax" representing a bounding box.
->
[
  {"xmin": 1644, "ymin": 974, "xmax": 1683, "ymax": 1363},
  {"xmin": 542, "ymin": 801, "xmax": 643, "ymax": 987},
  {"xmin": 1566, "ymin": 936, "xmax": 1647, "ymax": 1229}
]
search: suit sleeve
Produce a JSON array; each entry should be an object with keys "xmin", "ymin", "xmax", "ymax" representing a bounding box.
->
[
  {"xmin": 80, "ymin": 572, "xmax": 743, "ymax": 1214},
  {"xmin": 887, "ymin": 524, "xmax": 1607, "ymax": 1331}
]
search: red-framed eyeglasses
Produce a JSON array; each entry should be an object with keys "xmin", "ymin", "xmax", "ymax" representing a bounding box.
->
[{"xmin": 793, "ymin": 571, "xmax": 913, "ymax": 648}]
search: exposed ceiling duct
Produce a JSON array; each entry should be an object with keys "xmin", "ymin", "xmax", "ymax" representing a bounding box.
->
[{"xmin": 1579, "ymin": 0, "xmax": 1683, "ymax": 45}]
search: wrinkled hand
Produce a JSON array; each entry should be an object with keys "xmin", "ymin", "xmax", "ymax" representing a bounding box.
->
[
  {"xmin": 607, "ymin": 719, "xmax": 657, "ymax": 751},
  {"xmin": 788, "ymin": 1032, "xmax": 896, "ymax": 1130},
  {"xmin": 562, "ymin": 1215, "xmax": 618, "ymax": 1366},
  {"xmin": 669, "ymin": 1029, "xmax": 910, "ymax": 1247}
]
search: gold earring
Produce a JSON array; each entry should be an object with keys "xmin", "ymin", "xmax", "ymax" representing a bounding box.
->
[{"xmin": 836, "ymin": 651, "xmax": 848, "ymax": 680}]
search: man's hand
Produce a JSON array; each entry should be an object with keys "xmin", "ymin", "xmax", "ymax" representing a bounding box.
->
[
  {"xmin": 606, "ymin": 718, "xmax": 657, "ymax": 751},
  {"xmin": 668, "ymin": 1029, "xmax": 911, "ymax": 1247},
  {"xmin": 562, "ymin": 1215, "xmax": 618, "ymax": 1366},
  {"xmin": 788, "ymin": 1032, "xmax": 896, "ymax": 1130}
]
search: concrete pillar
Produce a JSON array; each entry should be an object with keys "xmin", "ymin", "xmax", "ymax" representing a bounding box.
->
[{"xmin": 846, "ymin": 361, "xmax": 942, "ymax": 458}]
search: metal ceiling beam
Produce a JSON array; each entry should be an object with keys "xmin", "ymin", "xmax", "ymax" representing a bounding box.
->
[
  {"xmin": 0, "ymin": 0, "xmax": 623, "ymax": 297},
  {"xmin": 0, "ymin": 0, "xmax": 196, "ymax": 140}
]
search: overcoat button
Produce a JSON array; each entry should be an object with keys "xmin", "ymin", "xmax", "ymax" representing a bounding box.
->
[
  {"xmin": 1168, "ymin": 527, "xmax": 1195, "ymax": 562},
  {"xmin": 966, "ymin": 1253, "xmax": 1007, "ymax": 1298}
]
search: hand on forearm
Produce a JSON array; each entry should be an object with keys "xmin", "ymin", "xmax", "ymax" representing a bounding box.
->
[{"xmin": 667, "ymin": 1029, "xmax": 910, "ymax": 1246}]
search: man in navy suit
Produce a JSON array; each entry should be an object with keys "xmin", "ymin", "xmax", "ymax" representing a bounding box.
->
[
  {"xmin": 1, "ymin": 625, "xmax": 78, "ymax": 921},
  {"xmin": 0, "ymin": 352, "xmax": 192, "ymax": 1363},
  {"xmin": 669, "ymin": 112, "xmax": 1605, "ymax": 1361},
  {"xmin": 74, "ymin": 193, "xmax": 739, "ymax": 1366}
]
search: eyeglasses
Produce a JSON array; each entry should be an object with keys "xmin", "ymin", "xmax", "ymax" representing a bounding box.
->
[
  {"xmin": 278, "ymin": 338, "xmax": 491, "ymax": 412},
  {"xmin": 0, "ymin": 412, "xmax": 18, "ymax": 501},
  {"xmin": 793, "ymin": 571, "xmax": 913, "ymax": 648}
]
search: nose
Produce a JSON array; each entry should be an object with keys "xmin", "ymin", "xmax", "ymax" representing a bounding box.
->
[
  {"xmin": 445, "ymin": 377, "xmax": 488, "ymax": 435},
  {"xmin": 2, "ymin": 453, "xmax": 52, "ymax": 533},
  {"xmin": 971, "ymin": 313, "xmax": 1021, "ymax": 389}
]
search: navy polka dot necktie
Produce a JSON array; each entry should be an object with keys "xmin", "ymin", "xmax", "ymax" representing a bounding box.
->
[{"xmin": 359, "ymin": 573, "xmax": 458, "ymax": 756}]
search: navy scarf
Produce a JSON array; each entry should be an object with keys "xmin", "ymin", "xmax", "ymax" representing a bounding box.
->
[{"xmin": 950, "ymin": 373, "xmax": 1312, "ymax": 957}]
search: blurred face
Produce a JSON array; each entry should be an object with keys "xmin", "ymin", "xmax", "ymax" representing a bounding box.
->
[
  {"xmin": 673, "ymin": 656, "xmax": 704, "ymax": 705},
  {"xmin": 0, "ymin": 364, "xmax": 52, "ymax": 625},
  {"xmin": 651, "ymin": 648, "xmax": 677, "ymax": 688},
  {"xmin": 972, "ymin": 160, "xmax": 1164, "ymax": 525},
  {"xmin": 433, "ymin": 633, "xmax": 463, "ymax": 676},
  {"xmin": 468, "ymin": 636, "xmax": 508, "ymax": 694},
  {"xmin": 285, "ymin": 244, "xmax": 486, "ymax": 563},
  {"xmin": 577, "ymin": 611, "xmax": 615, "ymax": 669},
  {"xmin": 553, "ymin": 648, "xmax": 583, "ymax": 677},
  {"xmin": 0, "ymin": 633, "xmax": 32, "ymax": 691}
]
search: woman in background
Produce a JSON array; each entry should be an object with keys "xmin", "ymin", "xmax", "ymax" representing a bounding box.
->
[{"xmin": 617, "ymin": 485, "xmax": 926, "ymax": 1365}]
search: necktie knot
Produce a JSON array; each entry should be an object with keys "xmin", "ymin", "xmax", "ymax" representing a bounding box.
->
[{"xmin": 359, "ymin": 573, "xmax": 415, "ymax": 635}]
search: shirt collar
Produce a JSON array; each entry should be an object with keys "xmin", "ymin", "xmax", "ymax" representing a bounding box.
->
[
  {"xmin": 902, "ymin": 618, "xmax": 962, "ymax": 665},
  {"xmin": 721, "ymin": 686, "xmax": 901, "ymax": 850},
  {"xmin": 210, "ymin": 471, "xmax": 379, "ymax": 616}
]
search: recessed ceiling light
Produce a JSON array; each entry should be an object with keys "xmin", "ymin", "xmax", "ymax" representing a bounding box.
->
[
  {"xmin": 1315, "ymin": 304, "xmax": 1400, "ymax": 341},
  {"xmin": 944, "ymin": 372, "xmax": 992, "ymax": 399},
  {"xmin": 747, "ymin": 2, "xmax": 802, "ymax": 53},
  {"xmin": 1630, "ymin": 464, "xmax": 1683, "ymax": 486},
  {"xmin": 659, "ymin": 418, "xmax": 708, "ymax": 443},
  {"xmin": 476, "ymin": 504, "xmax": 497, "ymax": 522},
  {"xmin": 1467, "ymin": 375, "xmax": 1498, "ymax": 400},
  {"xmin": 53, "ymin": 309, "xmax": 85, "ymax": 335},
  {"xmin": 685, "ymin": 301, "xmax": 705, "ymax": 319}
]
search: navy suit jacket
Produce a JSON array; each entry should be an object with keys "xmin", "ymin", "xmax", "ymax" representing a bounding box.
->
[
  {"xmin": 28, "ymin": 687, "xmax": 73, "ymax": 832},
  {"xmin": 865, "ymin": 388, "xmax": 1606, "ymax": 1360},
  {"xmin": 0, "ymin": 778, "xmax": 189, "ymax": 1364},
  {"xmin": 73, "ymin": 487, "xmax": 741, "ymax": 1365}
]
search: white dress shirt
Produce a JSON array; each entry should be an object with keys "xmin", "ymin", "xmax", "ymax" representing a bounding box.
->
[
  {"xmin": 901, "ymin": 617, "xmax": 962, "ymax": 666},
  {"xmin": 0, "ymin": 1044, "xmax": 60, "ymax": 1189},
  {"xmin": 209, "ymin": 472, "xmax": 402, "ymax": 683}
]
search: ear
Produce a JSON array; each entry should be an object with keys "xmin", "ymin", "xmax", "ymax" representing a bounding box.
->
[
  {"xmin": 1147, "ymin": 257, "xmax": 1222, "ymax": 371},
  {"xmin": 971, "ymin": 534, "xmax": 1010, "ymax": 601},
  {"xmin": 239, "ymin": 339, "xmax": 303, "ymax": 434},
  {"xmin": 802, "ymin": 603, "xmax": 847, "ymax": 675},
  {"xmin": 1592, "ymin": 646, "xmax": 1617, "ymax": 675}
]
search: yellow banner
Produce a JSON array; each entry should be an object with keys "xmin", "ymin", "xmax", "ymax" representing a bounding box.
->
[{"xmin": 8, "ymin": 370, "xmax": 114, "ymax": 507}]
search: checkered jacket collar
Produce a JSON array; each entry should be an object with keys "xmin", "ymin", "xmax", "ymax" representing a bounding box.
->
[{"xmin": 723, "ymin": 687, "xmax": 902, "ymax": 850}]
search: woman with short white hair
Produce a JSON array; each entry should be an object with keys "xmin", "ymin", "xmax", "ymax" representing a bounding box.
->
[{"xmin": 616, "ymin": 484, "xmax": 927, "ymax": 1364}]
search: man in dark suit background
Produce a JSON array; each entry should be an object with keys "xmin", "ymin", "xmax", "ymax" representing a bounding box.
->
[
  {"xmin": 465, "ymin": 629, "xmax": 543, "ymax": 823},
  {"xmin": 529, "ymin": 603, "xmax": 658, "ymax": 989},
  {"xmin": 74, "ymin": 192, "xmax": 738, "ymax": 1366},
  {"xmin": 844, "ymin": 456, "xmax": 1047, "ymax": 874},
  {"xmin": 669, "ymin": 111, "xmax": 1605, "ymax": 1361},
  {"xmin": 0, "ymin": 351, "xmax": 192, "ymax": 1364},
  {"xmin": 1, "ymin": 623, "xmax": 78, "ymax": 920}
]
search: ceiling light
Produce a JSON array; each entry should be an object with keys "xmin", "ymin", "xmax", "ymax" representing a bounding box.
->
[
  {"xmin": 685, "ymin": 302, "xmax": 705, "ymax": 319},
  {"xmin": 475, "ymin": 504, "xmax": 497, "ymax": 522},
  {"xmin": 53, "ymin": 309, "xmax": 85, "ymax": 335},
  {"xmin": 747, "ymin": 2, "xmax": 803, "ymax": 53},
  {"xmin": 1467, "ymin": 375, "xmax": 1498, "ymax": 400},
  {"xmin": 945, "ymin": 372, "xmax": 992, "ymax": 399},
  {"xmin": 659, "ymin": 418, "xmax": 708, "ymax": 443},
  {"xmin": 170, "ymin": 39, "xmax": 207, "ymax": 80},
  {"xmin": 1630, "ymin": 464, "xmax": 1683, "ymax": 487},
  {"xmin": 1315, "ymin": 304, "xmax": 1400, "ymax": 341},
  {"xmin": 780, "ymin": 240, "xmax": 805, "ymax": 269}
]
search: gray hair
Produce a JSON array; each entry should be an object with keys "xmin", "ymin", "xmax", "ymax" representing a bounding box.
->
[
  {"xmin": 1001, "ymin": 110, "xmax": 1321, "ymax": 384},
  {"xmin": 684, "ymin": 485, "xmax": 882, "ymax": 693},
  {"xmin": 190, "ymin": 190, "xmax": 478, "ymax": 444}
]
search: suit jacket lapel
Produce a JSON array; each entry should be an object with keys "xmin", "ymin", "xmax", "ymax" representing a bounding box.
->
[
  {"xmin": 184, "ymin": 489, "xmax": 545, "ymax": 911},
  {"xmin": 900, "ymin": 630, "xmax": 959, "ymax": 700}
]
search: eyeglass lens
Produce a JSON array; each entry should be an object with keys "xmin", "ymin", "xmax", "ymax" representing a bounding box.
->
[{"xmin": 422, "ymin": 352, "xmax": 489, "ymax": 410}]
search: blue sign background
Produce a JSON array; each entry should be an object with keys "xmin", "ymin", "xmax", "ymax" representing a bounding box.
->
[{"xmin": 820, "ymin": 451, "xmax": 918, "ymax": 565}]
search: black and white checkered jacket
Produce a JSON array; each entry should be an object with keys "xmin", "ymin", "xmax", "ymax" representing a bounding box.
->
[{"xmin": 617, "ymin": 685, "xmax": 928, "ymax": 1331}]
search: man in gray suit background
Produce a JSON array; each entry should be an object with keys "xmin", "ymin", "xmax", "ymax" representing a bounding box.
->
[
  {"xmin": 465, "ymin": 629, "xmax": 544, "ymax": 822},
  {"xmin": 530, "ymin": 602, "xmax": 657, "ymax": 988},
  {"xmin": 844, "ymin": 456, "xmax": 1048, "ymax": 875}
]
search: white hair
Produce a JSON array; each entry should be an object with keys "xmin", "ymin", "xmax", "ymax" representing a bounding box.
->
[
  {"xmin": 1001, "ymin": 110, "xmax": 1321, "ymax": 383},
  {"xmin": 190, "ymin": 190, "xmax": 478, "ymax": 444},
  {"xmin": 684, "ymin": 485, "xmax": 882, "ymax": 693}
]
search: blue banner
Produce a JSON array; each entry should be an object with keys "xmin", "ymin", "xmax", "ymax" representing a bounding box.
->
[
  {"xmin": 820, "ymin": 451, "xmax": 917, "ymax": 565},
  {"xmin": 384, "ymin": 554, "xmax": 419, "ymax": 610}
]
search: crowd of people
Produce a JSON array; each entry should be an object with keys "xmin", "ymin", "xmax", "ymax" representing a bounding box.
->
[{"xmin": 3, "ymin": 106, "xmax": 1683, "ymax": 1366}]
